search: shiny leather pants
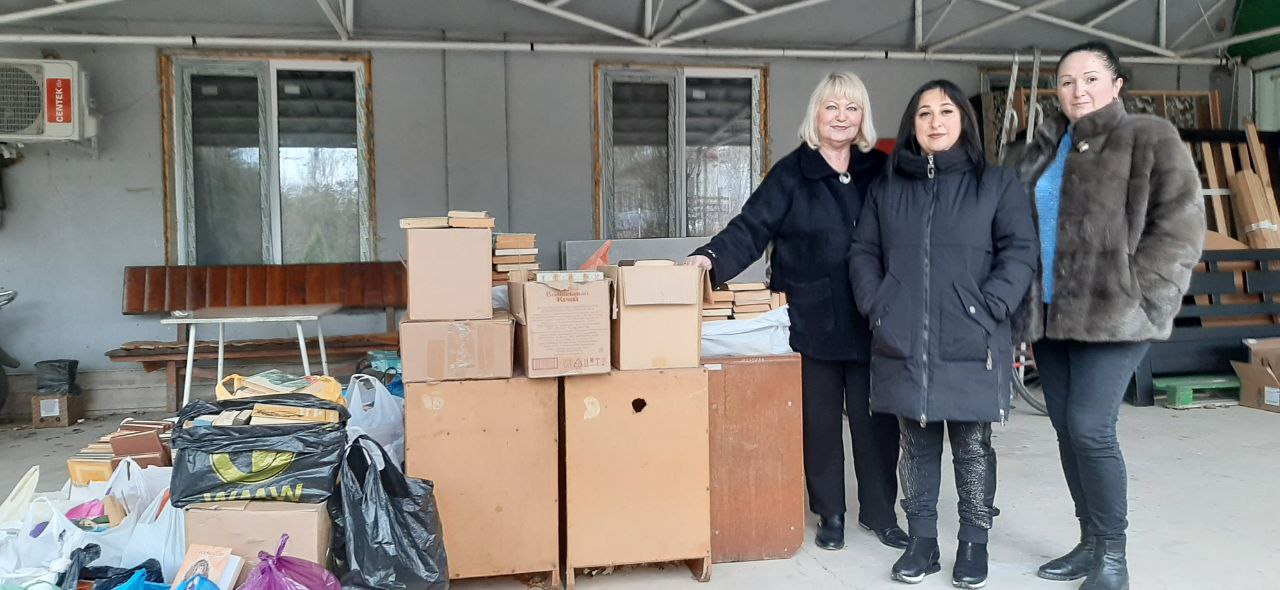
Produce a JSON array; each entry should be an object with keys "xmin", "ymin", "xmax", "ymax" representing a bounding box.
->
[{"xmin": 898, "ymin": 420, "xmax": 997, "ymax": 543}]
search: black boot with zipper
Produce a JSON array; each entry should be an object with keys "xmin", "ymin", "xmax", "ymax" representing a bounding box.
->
[
  {"xmin": 1080, "ymin": 536, "xmax": 1129, "ymax": 590},
  {"xmin": 892, "ymin": 537, "xmax": 941, "ymax": 584},
  {"xmin": 951, "ymin": 541, "xmax": 988, "ymax": 589},
  {"xmin": 1037, "ymin": 521, "xmax": 1094, "ymax": 581},
  {"xmin": 815, "ymin": 513, "xmax": 845, "ymax": 550}
]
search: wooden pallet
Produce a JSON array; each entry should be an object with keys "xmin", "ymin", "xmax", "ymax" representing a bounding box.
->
[{"xmin": 1153, "ymin": 374, "xmax": 1241, "ymax": 409}]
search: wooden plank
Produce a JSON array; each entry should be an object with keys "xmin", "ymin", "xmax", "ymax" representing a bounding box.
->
[
  {"xmin": 1221, "ymin": 142, "xmax": 1238, "ymax": 176},
  {"xmin": 1247, "ymin": 122, "xmax": 1274, "ymax": 190},
  {"xmin": 144, "ymin": 267, "xmax": 167, "ymax": 313},
  {"xmin": 1200, "ymin": 143, "xmax": 1231, "ymax": 235},
  {"xmin": 188, "ymin": 266, "xmax": 208, "ymax": 311},
  {"xmin": 342, "ymin": 263, "xmax": 364, "ymax": 307},
  {"xmin": 167, "ymin": 266, "xmax": 189, "ymax": 311},
  {"xmin": 265, "ymin": 265, "xmax": 287, "ymax": 306},
  {"xmin": 242, "ymin": 266, "xmax": 265, "ymax": 307},
  {"xmin": 123, "ymin": 267, "xmax": 148, "ymax": 314},
  {"xmin": 304, "ymin": 265, "xmax": 328, "ymax": 304},
  {"xmin": 387, "ymin": 263, "xmax": 408, "ymax": 307},
  {"xmin": 284, "ymin": 264, "xmax": 307, "ymax": 305},
  {"xmin": 361, "ymin": 263, "xmax": 384, "ymax": 308},
  {"xmin": 1238, "ymin": 143, "xmax": 1253, "ymax": 173},
  {"xmin": 207, "ymin": 267, "xmax": 229, "ymax": 308},
  {"xmin": 323, "ymin": 264, "xmax": 345, "ymax": 305}
]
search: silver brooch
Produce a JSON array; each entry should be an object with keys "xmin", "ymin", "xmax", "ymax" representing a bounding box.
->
[
  {"xmin": 1077, "ymin": 141, "xmax": 1090, "ymax": 152},
  {"xmin": 839, "ymin": 172, "xmax": 851, "ymax": 184}
]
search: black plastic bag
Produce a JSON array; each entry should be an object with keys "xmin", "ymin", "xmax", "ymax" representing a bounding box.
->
[
  {"xmin": 329, "ymin": 436, "xmax": 449, "ymax": 590},
  {"xmin": 58, "ymin": 543, "xmax": 100, "ymax": 589},
  {"xmin": 35, "ymin": 359, "xmax": 80, "ymax": 394},
  {"xmin": 81, "ymin": 557, "xmax": 164, "ymax": 589},
  {"xmin": 169, "ymin": 394, "xmax": 350, "ymax": 507}
]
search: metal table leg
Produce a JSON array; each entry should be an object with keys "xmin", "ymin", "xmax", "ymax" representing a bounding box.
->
[
  {"xmin": 316, "ymin": 320, "xmax": 329, "ymax": 376},
  {"xmin": 216, "ymin": 322, "xmax": 225, "ymax": 385},
  {"xmin": 295, "ymin": 320, "xmax": 312, "ymax": 376},
  {"xmin": 182, "ymin": 324, "xmax": 197, "ymax": 408}
]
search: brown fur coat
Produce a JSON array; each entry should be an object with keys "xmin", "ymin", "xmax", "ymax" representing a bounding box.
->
[{"xmin": 1014, "ymin": 99, "xmax": 1205, "ymax": 342}]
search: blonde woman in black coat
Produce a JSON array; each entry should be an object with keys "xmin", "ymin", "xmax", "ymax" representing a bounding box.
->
[
  {"xmin": 850, "ymin": 79, "xmax": 1037, "ymax": 588},
  {"xmin": 687, "ymin": 72, "xmax": 906, "ymax": 552}
]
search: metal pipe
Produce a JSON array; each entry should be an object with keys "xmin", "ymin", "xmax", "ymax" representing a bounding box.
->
[
  {"xmin": 314, "ymin": 0, "xmax": 349, "ymax": 41},
  {"xmin": 968, "ymin": 0, "xmax": 1178, "ymax": 57},
  {"xmin": 548, "ymin": 0, "xmax": 574, "ymax": 7},
  {"xmin": 924, "ymin": 0, "xmax": 957, "ymax": 45},
  {"xmin": 1182, "ymin": 24, "xmax": 1280, "ymax": 55},
  {"xmin": 1159, "ymin": 0, "xmax": 1166, "ymax": 48},
  {"xmin": 721, "ymin": 0, "xmax": 756, "ymax": 15},
  {"xmin": 914, "ymin": 0, "xmax": 923, "ymax": 49},
  {"xmin": 344, "ymin": 0, "xmax": 354, "ymax": 35},
  {"xmin": 929, "ymin": 0, "xmax": 1068, "ymax": 52},
  {"xmin": 1085, "ymin": 0, "xmax": 1144, "ymax": 27},
  {"xmin": 660, "ymin": 0, "xmax": 833, "ymax": 46},
  {"xmin": 0, "ymin": 33, "xmax": 1224, "ymax": 64},
  {"xmin": 507, "ymin": 0, "xmax": 650, "ymax": 46},
  {"xmin": 1171, "ymin": 0, "xmax": 1231, "ymax": 49},
  {"xmin": 644, "ymin": 0, "xmax": 654, "ymax": 37},
  {"xmin": 654, "ymin": 0, "xmax": 712, "ymax": 43},
  {"xmin": 0, "ymin": 0, "xmax": 128, "ymax": 26}
]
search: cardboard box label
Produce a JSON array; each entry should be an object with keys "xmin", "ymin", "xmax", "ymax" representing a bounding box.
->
[
  {"xmin": 39, "ymin": 398, "xmax": 61, "ymax": 418},
  {"xmin": 1267, "ymin": 386, "xmax": 1280, "ymax": 407},
  {"xmin": 512, "ymin": 278, "xmax": 611, "ymax": 377}
]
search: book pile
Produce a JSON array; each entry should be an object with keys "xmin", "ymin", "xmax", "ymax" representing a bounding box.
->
[
  {"xmin": 493, "ymin": 232, "xmax": 539, "ymax": 283},
  {"xmin": 226, "ymin": 369, "xmax": 334, "ymax": 399},
  {"xmin": 398, "ymin": 209, "xmax": 496, "ymax": 230},
  {"xmin": 703, "ymin": 279, "xmax": 788, "ymax": 322},
  {"xmin": 67, "ymin": 417, "xmax": 177, "ymax": 485},
  {"xmin": 187, "ymin": 402, "xmax": 341, "ymax": 428}
]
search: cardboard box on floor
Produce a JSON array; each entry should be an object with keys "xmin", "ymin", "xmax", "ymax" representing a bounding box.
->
[
  {"xmin": 507, "ymin": 270, "xmax": 611, "ymax": 378},
  {"xmin": 406, "ymin": 227, "xmax": 493, "ymax": 320},
  {"xmin": 184, "ymin": 501, "xmax": 331, "ymax": 585},
  {"xmin": 1231, "ymin": 338, "xmax": 1280, "ymax": 414},
  {"xmin": 400, "ymin": 312, "xmax": 514, "ymax": 382},
  {"xmin": 603, "ymin": 263, "xmax": 703, "ymax": 370}
]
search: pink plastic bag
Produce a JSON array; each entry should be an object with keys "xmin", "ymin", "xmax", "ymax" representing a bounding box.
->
[{"xmin": 237, "ymin": 534, "xmax": 340, "ymax": 590}]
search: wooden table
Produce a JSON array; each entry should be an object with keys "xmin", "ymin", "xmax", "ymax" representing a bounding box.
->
[{"xmin": 161, "ymin": 304, "xmax": 341, "ymax": 406}]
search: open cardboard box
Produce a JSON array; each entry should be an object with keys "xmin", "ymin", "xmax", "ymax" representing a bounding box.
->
[
  {"xmin": 603, "ymin": 262, "xmax": 703, "ymax": 370},
  {"xmin": 1230, "ymin": 337, "xmax": 1280, "ymax": 414},
  {"xmin": 508, "ymin": 270, "xmax": 612, "ymax": 378}
]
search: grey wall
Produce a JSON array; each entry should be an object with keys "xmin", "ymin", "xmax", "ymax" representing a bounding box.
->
[{"xmin": 0, "ymin": 43, "xmax": 1217, "ymax": 415}]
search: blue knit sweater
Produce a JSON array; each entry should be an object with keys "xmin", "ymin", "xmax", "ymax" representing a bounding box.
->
[{"xmin": 1035, "ymin": 129, "xmax": 1072, "ymax": 303}]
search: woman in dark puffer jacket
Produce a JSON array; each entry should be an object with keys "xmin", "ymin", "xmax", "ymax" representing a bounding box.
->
[{"xmin": 849, "ymin": 79, "xmax": 1037, "ymax": 588}]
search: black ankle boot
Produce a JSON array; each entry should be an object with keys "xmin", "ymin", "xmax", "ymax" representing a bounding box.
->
[
  {"xmin": 1037, "ymin": 521, "xmax": 1095, "ymax": 581},
  {"xmin": 1080, "ymin": 536, "xmax": 1128, "ymax": 590},
  {"xmin": 952, "ymin": 541, "xmax": 988, "ymax": 589},
  {"xmin": 815, "ymin": 513, "xmax": 845, "ymax": 550},
  {"xmin": 891, "ymin": 537, "xmax": 941, "ymax": 584}
]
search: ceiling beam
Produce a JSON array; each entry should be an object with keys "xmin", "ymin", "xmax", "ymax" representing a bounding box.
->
[
  {"xmin": 653, "ymin": 0, "xmax": 712, "ymax": 43},
  {"xmin": 343, "ymin": 0, "xmax": 354, "ymax": 35},
  {"xmin": 928, "ymin": 0, "xmax": 1068, "ymax": 52},
  {"xmin": 0, "ymin": 0, "xmax": 127, "ymax": 26},
  {"xmin": 644, "ymin": 0, "xmax": 654, "ymax": 37},
  {"xmin": 1170, "ymin": 0, "xmax": 1230, "ymax": 49},
  {"xmin": 1181, "ymin": 24, "xmax": 1280, "ymax": 56},
  {"xmin": 914, "ymin": 0, "xmax": 923, "ymax": 50},
  {"xmin": 967, "ymin": 0, "xmax": 1178, "ymax": 57},
  {"xmin": 508, "ymin": 0, "xmax": 650, "ymax": 45},
  {"xmin": 1085, "ymin": 0, "xmax": 1144, "ymax": 27},
  {"xmin": 924, "ymin": 0, "xmax": 958, "ymax": 45},
  {"xmin": 548, "ymin": 0, "xmax": 574, "ymax": 7},
  {"xmin": 1158, "ymin": 0, "xmax": 1166, "ymax": 48},
  {"xmin": 315, "ymin": 0, "xmax": 348, "ymax": 40},
  {"xmin": 721, "ymin": 0, "xmax": 756, "ymax": 15},
  {"xmin": 659, "ymin": 0, "xmax": 834, "ymax": 46}
]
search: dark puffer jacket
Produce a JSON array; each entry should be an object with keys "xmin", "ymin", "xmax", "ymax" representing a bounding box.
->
[
  {"xmin": 693, "ymin": 143, "xmax": 887, "ymax": 362},
  {"xmin": 1014, "ymin": 99, "xmax": 1205, "ymax": 343},
  {"xmin": 849, "ymin": 148, "xmax": 1038, "ymax": 423}
]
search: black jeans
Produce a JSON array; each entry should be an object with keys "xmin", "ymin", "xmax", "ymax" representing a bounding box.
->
[
  {"xmin": 800, "ymin": 356, "xmax": 901, "ymax": 528},
  {"xmin": 898, "ymin": 420, "xmax": 998, "ymax": 543},
  {"xmin": 1034, "ymin": 338, "xmax": 1150, "ymax": 539}
]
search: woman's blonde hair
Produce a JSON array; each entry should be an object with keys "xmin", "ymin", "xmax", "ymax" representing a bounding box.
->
[{"xmin": 798, "ymin": 72, "xmax": 877, "ymax": 153}]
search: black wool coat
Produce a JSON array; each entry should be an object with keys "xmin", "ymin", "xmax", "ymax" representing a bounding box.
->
[
  {"xmin": 694, "ymin": 143, "xmax": 888, "ymax": 362},
  {"xmin": 849, "ymin": 148, "xmax": 1038, "ymax": 423}
]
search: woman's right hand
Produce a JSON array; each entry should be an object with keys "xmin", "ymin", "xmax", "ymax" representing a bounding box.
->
[{"xmin": 685, "ymin": 255, "xmax": 713, "ymax": 270}]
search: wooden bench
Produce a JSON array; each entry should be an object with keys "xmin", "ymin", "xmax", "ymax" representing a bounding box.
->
[
  {"xmin": 107, "ymin": 262, "xmax": 406, "ymax": 410},
  {"xmin": 1128, "ymin": 249, "xmax": 1280, "ymax": 406}
]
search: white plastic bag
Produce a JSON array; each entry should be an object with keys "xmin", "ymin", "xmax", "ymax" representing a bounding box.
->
[
  {"xmin": 492, "ymin": 284, "xmax": 510, "ymax": 311},
  {"xmin": 119, "ymin": 491, "xmax": 185, "ymax": 582},
  {"xmin": 701, "ymin": 305, "xmax": 794, "ymax": 357},
  {"xmin": 346, "ymin": 374, "xmax": 406, "ymax": 467},
  {"xmin": 0, "ymin": 466, "xmax": 38, "ymax": 528},
  {"xmin": 0, "ymin": 497, "xmax": 85, "ymax": 574}
]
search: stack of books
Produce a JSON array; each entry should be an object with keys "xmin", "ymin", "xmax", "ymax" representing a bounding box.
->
[
  {"xmin": 702, "ymin": 278, "xmax": 788, "ymax": 322},
  {"xmin": 226, "ymin": 369, "xmax": 333, "ymax": 399},
  {"xmin": 398, "ymin": 210, "xmax": 496, "ymax": 229},
  {"xmin": 493, "ymin": 232, "xmax": 538, "ymax": 283},
  {"xmin": 67, "ymin": 417, "xmax": 177, "ymax": 484}
]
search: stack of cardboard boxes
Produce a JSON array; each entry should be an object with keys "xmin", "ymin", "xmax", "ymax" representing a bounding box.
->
[{"xmin": 396, "ymin": 213, "xmax": 713, "ymax": 584}]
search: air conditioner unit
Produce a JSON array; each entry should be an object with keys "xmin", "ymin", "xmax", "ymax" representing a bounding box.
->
[{"xmin": 0, "ymin": 58, "xmax": 98, "ymax": 143}]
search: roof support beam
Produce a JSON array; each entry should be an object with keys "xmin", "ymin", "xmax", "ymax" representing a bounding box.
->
[
  {"xmin": 654, "ymin": 0, "xmax": 711, "ymax": 43},
  {"xmin": 914, "ymin": 0, "xmax": 923, "ymax": 49},
  {"xmin": 1159, "ymin": 0, "xmax": 1166, "ymax": 47},
  {"xmin": 928, "ymin": 0, "xmax": 1067, "ymax": 52},
  {"xmin": 1181, "ymin": 24, "xmax": 1280, "ymax": 56},
  {"xmin": 0, "ymin": 0, "xmax": 127, "ymax": 26},
  {"xmin": 1171, "ymin": 0, "xmax": 1230, "ymax": 49},
  {"xmin": 508, "ymin": 0, "xmax": 650, "ymax": 45},
  {"xmin": 547, "ymin": 0, "xmax": 574, "ymax": 7},
  {"xmin": 315, "ymin": 0, "xmax": 348, "ymax": 40},
  {"xmin": 343, "ymin": 0, "xmax": 354, "ymax": 35},
  {"xmin": 659, "ymin": 0, "xmax": 833, "ymax": 46},
  {"xmin": 924, "ymin": 0, "xmax": 958, "ymax": 45},
  {"xmin": 644, "ymin": 0, "xmax": 654, "ymax": 37},
  {"xmin": 967, "ymin": 0, "xmax": 1178, "ymax": 57},
  {"xmin": 721, "ymin": 0, "xmax": 756, "ymax": 15},
  {"xmin": 1085, "ymin": 0, "xmax": 1144, "ymax": 27}
]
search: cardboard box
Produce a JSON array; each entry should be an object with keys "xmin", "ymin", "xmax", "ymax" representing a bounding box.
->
[
  {"xmin": 508, "ymin": 271, "xmax": 611, "ymax": 378},
  {"xmin": 405, "ymin": 378, "xmax": 559, "ymax": 580},
  {"xmin": 31, "ymin": 394, "xmax": 84, "ymax": 428},
  {"xmin": 603, "ymin": 263, "xmax": 702, "ymax": 370},
  {"xmin": 400, "ymin": 312, "xmax": 515, "ymax": 382},
  {"xmin": 407, "ymin": 227, "xmax": 493, "ymax": 320},
  {"xmin": 1232, "ymin": 338, "xmax": 1280, "ymax": 414},
  {"xmin": 184, "ymin": 501, "xmax": 331, "ymax": 585}
]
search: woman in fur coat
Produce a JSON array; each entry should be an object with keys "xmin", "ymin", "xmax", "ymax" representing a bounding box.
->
[{"xmin": 1015, "ymin": 42, "xmax": 1205, "ymax": 590}]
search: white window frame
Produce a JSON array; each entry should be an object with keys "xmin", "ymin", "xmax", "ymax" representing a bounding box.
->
[
  {"xmin": 595, "ymin": 64, "xmax": 766, "ymax": 239},
  {"xmin": 170, "ymin": 56, "xmax": 373, "ymax": 264}
]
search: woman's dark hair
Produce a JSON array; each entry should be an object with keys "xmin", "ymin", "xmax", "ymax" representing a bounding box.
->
[
  {"xmin": 1058, "ymin": 41, "xmax": 1128, "ymax": 82},
  {"xmin": 891, "ymin": 79, "xmax": 985, "ymax": 174}
]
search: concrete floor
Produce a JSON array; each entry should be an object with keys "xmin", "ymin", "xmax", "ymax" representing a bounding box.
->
[{"xmin": 3, "ymin": 403, "xmax": 1278, "ymax": 589}]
